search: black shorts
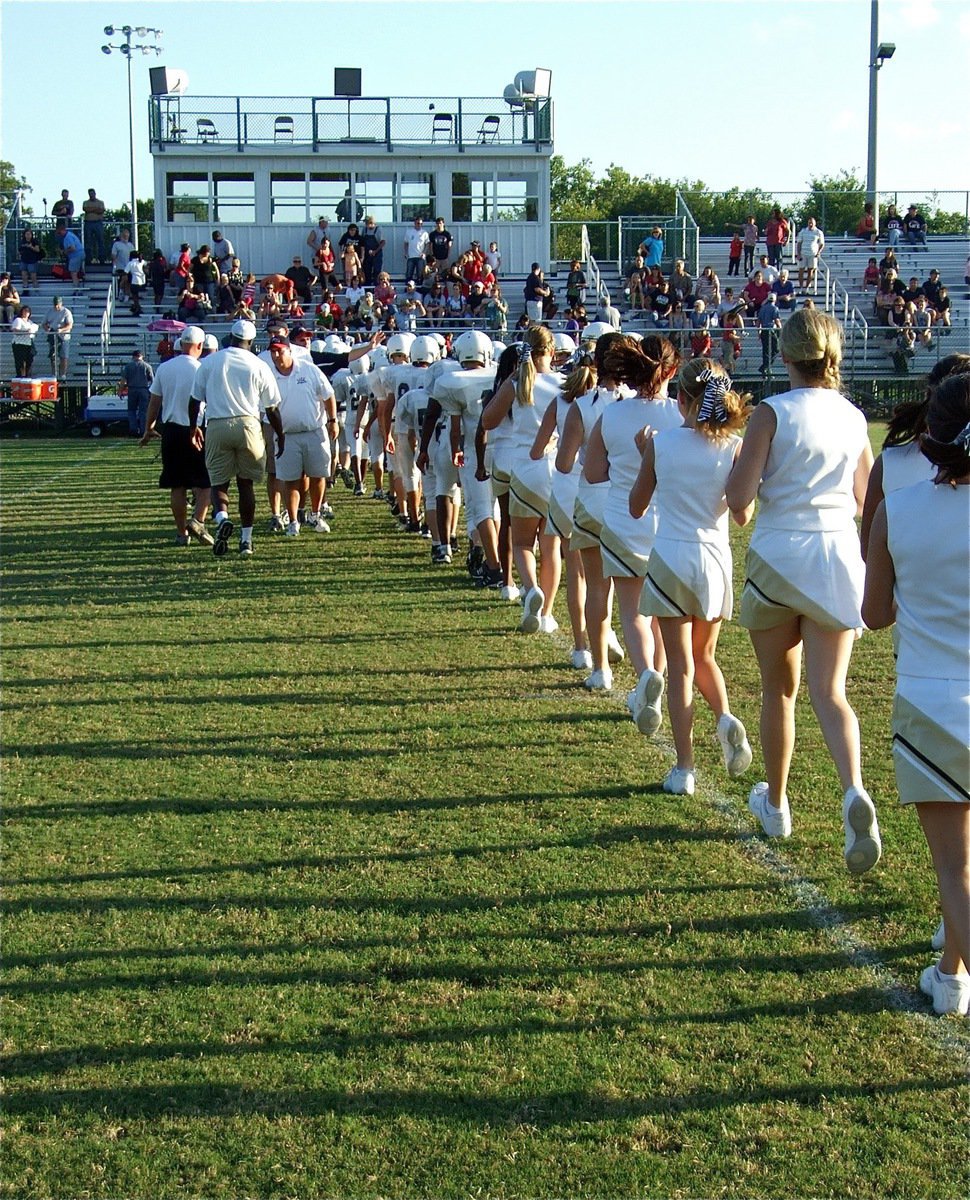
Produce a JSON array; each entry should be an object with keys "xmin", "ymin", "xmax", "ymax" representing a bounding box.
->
[{"xmin": 159, "ymin": 422, "xmax": 211, "ymax": 490}]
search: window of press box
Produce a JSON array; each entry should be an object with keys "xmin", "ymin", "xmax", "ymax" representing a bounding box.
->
[
  {"xmin": 271, "ymin": 174, "xmax": 308, "ymax": 224},
  {"xmin": 352, "ymin": 175, "xmax": 394, "ymax": 225},
  {"xmin": 496, "ymin": 175, "xmax": 539, "ymax": 222},
  {"xmin": 399, "ymin": 174, "xmax": 436, "ymax": 222},
  {"xmin": 310, "ymin": 173, "xmax": 353, "ymax": 224},
  {"xmin": 166, "ymin": 174, "xmax": 210, "ymax": 224},
  {"xmin": 213, "ymin": 173, "xmax": 255, "ymax": 223},
  {"xmin": 451, "ymin": 173, "xmax": 492, "ymax": 223}
]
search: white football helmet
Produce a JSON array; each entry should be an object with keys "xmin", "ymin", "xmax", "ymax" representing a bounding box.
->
[
  {"xmin": 386, "ymin": 332, "xmax": 416, "ymax": 361},
  {"xmin": 580, "ymin": 321, "xmax": 615, "ymax": 345},
  {"xmin": 409, "ymin": 335, "xmax": 440, "ymax": 365},
  {"xmin": 454, "ymin": 329, "xmax": 492, "ymax": 367},
  {"xmin": 349, "ymin": 354, "xmax": 370, "ymax": 376},
  {"xmin": 310, "ymin": 339, "xmax": 326, "ymax": 354},
  {"xmin": 368, "ymin": 345, "xmax": 388, "ymax": 370},
  {"xmin": 490, "ymin": 340, "xmax": 507, "ymax": 359},
  {"xmin": 552, "ymin": 332, "xmax": 576, "ymax": 354},
  {"xmin": 432, "ymin": 332, "xmax": 448, "ymax": 350},
  {"xmin": 323, "ymin": 334, "xmax": 350, "ymax": 353}
]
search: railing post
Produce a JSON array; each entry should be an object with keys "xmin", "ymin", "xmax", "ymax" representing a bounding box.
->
[
  {"xmin": 312, "ymin": 98, "xmax": 318, "ymax": 153},
  {"xmin": 236, "ymin": 98, "xmax": 243, "ymax": 152},
  {"xmin": 385, "ymin": 99, "xmax": 392, "ymax": 151},
  {"xmin": 457, "ymin": 98, "xmax": 463, "ymax": 152}
]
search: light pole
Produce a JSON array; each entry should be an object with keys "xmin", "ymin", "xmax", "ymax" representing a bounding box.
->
[
  {"xmin": 865, "ymin": 0, "xmax": 895, "ymax": 220},
  {"xmin": 101, "ymin": 24, "xmax": 163, "ymax": 252}
]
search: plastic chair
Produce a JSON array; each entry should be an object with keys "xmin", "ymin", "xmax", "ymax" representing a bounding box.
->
[
  {"xmin": 431, "ymin": 113, "xmax": 453, "ymax": 143},
  {"xmin": 274, "ymin": 115, "xmax": 294, "ymax": 142},
  {"xmin": 197, "ymin": 118, "xmax": 218, "ymax": 143},
  {"xmin": 477, "ymin": 115, "xmax": 500, "ymax": 144}
]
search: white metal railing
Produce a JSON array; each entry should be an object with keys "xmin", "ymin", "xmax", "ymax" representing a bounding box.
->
[
  {"xmin": 99, "ymin": 277, "xmax": 115, "ymax": 372},
  {"xmin": 581, "ymin": 224, "xmax": 610, "ymax": 309},
  {"xmin": 0, "ymin": 188, "xmax": 27, "ymax": 274},
  {"xmin": 847, "ymin": 306, "xmax": 869, "ymax": 367}
]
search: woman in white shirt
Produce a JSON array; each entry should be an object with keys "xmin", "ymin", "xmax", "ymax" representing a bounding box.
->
[{"xmin": 726, "ymin": 308, "xmax": 879, "ymax": 874}]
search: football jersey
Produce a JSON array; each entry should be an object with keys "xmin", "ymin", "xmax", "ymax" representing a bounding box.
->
[
  {"xmin": 435, "ymin": 366, "xmax": 498, "ymax": 445},
  {"xmin": 397, "ymin": 385, "xmax": 432, "ymax": 440},
  {"xmin": 331, "ymin": 368, "xmax": 359, "ymax": 418}
]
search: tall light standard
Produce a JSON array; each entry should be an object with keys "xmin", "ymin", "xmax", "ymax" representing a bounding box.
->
[
  {"xmin": 102, "ymin": 24, "xmax": 163, "ymax": 252},
  {"xmin": 866, "ymin": 0, "xmax": 895, "ymax": 219}
]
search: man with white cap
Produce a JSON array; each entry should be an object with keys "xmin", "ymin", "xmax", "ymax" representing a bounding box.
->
[
  {"xmin": 189, "ymin": 318, "xmax": 283, "ymax": 557},
  {"xmin": 140, "ymin": 324, "xmax": 213, "ymax": 547}
]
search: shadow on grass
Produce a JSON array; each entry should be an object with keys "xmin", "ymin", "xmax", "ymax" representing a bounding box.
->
[
  {"xmin": 3, "ymin": 784, "xmax": 645, "ymax": 822},
  {"xmin": 4, "ymin": 1070, "xmax": 963, "ymax": 1123}
]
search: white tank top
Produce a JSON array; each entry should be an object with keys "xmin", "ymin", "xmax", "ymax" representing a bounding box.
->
[
  {"xmin": 601, "ymin": 394, "xmax": 682, "ymax": 494},
  {"xmin": 756, "ymin": 388, "xmax": 868, "ymax": 532},
  {"xmin": 654, "ymin": 426, "xmax": 741, "ymax": 546},
  {"xmin": 509, "ymin": 371, "xmax": 562, "ymax": 455},
  {"xmin": 881, "ymin": 442, "xmax": 935, "ymax": 494},
  {"xmin": 886, "ymin": 480, "xmax": 970, "ymax": 682}
]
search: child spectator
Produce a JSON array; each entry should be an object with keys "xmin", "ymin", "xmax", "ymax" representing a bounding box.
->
[
  {"xmin": 690, "ymin": 300, "xmax": 712, "ymax": 357},
  {"xmin": 863, "ymin": 257, "xmax": 881, "ymax": 293},
  {"xmin": 566, "ymin": 260, "xmax": 587, "ymax": 308},
  {"xmin": 728, "ymin": 233, "xmax": 743, "ymax": 277},
  {"xmin": 485, "ymin": 241, "xmax": 502, "ymax": 275}
]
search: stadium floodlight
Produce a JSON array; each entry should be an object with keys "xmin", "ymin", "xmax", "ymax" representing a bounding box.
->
[
  {"xmin": 104, "ymin": 25, "xmax": 114, "ymax": 35},
  {"xmin": 875, "ymin": 42, "xmax": 895, "ymax": 61},
  {"xmin": 101, "ymin": 44, "xmax": 111, "ymax": 54}
]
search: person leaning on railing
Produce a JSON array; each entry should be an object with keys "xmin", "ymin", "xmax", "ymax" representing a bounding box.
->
[{"xmin": 10, "ymin": 305, "xmax": 39, "ymax": 376}]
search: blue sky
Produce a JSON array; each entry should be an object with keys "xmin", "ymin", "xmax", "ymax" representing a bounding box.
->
[{"xmin": 2, "ymin": 0, "xmax": 967, "ymax": 213}]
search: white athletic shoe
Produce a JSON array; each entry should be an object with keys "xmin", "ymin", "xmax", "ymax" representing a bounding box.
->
[
  {"xmin": 717, "ymin": 713, "xmax": 753, "ymax": 778},
  {"xmin": 931, "ymin": 919, "xmax": 946, "ymax": 952},
  {"xmin": 663, "ymin": 767, "xmax": 696, "ymax": 796},
  {"xmin": 520, "ymin": 587, "xmax": 544, "ymax": 634},
  {"xmin": 748, "ymin": 782, "xmax": 792, "ymax": 838},
  {"xmin": 285, "ymin": 521, "xmax": 300, "ymax": 537},
  {"xmin": 606, "ymin": 629, "xmax": 625, "ymax": 664},
  {"xmin": 539, "ymin": 614, "xmax": 559, "ymax": 635},
  {"xmin": 570, "ymin": 648, "xmax": 593, "ymax": 670},
  {"xmin": 920, "ymin": 963, "xmax": 970, "ymax": 1016},
  {"xmin": 584, "ymin": 668, "xmax": 613, "ymax": 691},
  {"xmin": 321, "ymin": 502, "xmax": 335, "ymax": 518},
  {"xmin": 311, "ymin": 514, "xmax": 330, "ymax": 533},
  {"xmin": 842, "ymin": 786, "xmax": 881, "ymax": 876},
  {"xmin": 632, "ymin": 669, "xmax": 664, "ymax": 736},
  {"xmin": 499, "ymin": 584, "xmax": 521, "ymax": 602}
]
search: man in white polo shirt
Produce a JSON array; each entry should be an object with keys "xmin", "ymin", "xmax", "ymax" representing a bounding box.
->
[
  {"xmin": 404, "ymin": 217, "xmax": 430, "ymax": 285},
  {"xmin": 140, "ymin": 324, "xmax": 213, "ymax": 547},
  {"xmin": 265, "ymin": 332, "xmax": 338, "ymax": 537},
  {"xmin": 190, "ymin": 319, "xmax": 283, "ymax": 557}
]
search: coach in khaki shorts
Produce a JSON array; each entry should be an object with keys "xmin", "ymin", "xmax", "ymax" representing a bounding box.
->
[{"xmin": 190, "ymin": 318, "xmax": 284, "ymax": 557}]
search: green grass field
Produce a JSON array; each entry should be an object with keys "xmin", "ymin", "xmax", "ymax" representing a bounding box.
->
[{"xmin": 2, "ymin": 434, "xmax": 967, "ymax": 1200}]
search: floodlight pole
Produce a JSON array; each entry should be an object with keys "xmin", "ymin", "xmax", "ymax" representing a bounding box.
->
[{"xmin": 866, "ymin": 0, "xmax": 880, "ymax": 215}]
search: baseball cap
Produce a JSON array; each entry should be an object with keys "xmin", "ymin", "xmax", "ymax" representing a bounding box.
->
[
  {"xmin": 231, "ymin": 318, "xmax": 257, "ymax": 340},
  {"xmin": 268, "ymin": 333, "xmax": 290, "ymax": 348},
  {"xmin": 290, "ymin": 325, "xmax": 312, "ymax": 342},
  {"xmin": 180, "ymin": 325, "xmax": 205, "ymax": 345},
  {"xmin": 203, "ymin": 334, "xmax": 219, "ymax": 352}
]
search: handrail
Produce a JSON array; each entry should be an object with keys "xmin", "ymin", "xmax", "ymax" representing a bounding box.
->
[
  {"xmin": 99, "ymin": 277, "xmax": 115, "ymax": 373},
  {"xmin": 581, "ymin": 224, "xmax": 610, "ymax": 309},
  {"xmin": 0, "ymin": 188, "xmax": 26, "ymax": 273}
]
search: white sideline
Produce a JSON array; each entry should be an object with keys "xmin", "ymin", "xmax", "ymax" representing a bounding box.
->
[{"xmin": 543, "ymin": 625, "xmax": 970, "ymax": 1069}]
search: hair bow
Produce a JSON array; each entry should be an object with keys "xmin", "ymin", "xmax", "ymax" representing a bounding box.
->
[
  {"xmin": 517, "ymin": 343, "xmax": 533, "ymax": 364},
  {"xmin": 951, "ymin": 421, "xmax": 970, "ymax": 452},
  {"xmin": 696, "ymin": 368, "xmax": 730, "ymax": 424}
]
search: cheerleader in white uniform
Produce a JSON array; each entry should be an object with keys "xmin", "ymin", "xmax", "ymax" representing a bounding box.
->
[
  {"xmin": 726, "ymin": 308, "xmax": 880, "ymax": 873},
  {"xmin": 863, "ymin": 373, "xmax": 970, "ymax": 1014},
  {"xmin": 861, "ymin": 353, "xmax": 970, "ymax": 558},
  {"xmin": 476, "ymin": 346, "xmax": 521, "ymax": 599},
  {"xmin": 630, "ymin": 359, "xmax": 754, "ymax": 795},
  {"xmin": 584, "ymin": 336, "xmax": 682, "ymax": 734},
  {"xmin": 482, "ymin": 326, "xmax": 563, "ymax": 632}
]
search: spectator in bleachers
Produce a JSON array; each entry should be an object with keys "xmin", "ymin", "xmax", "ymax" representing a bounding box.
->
[
  {"xmin": 125, "ymin": 251, "xmax": 146, "ymax": 316},
  {"xmin": 758, "ymin": 293, "xmax": 782, "ymax": 375},
  {"xmin": 313, "ymin": 238, "xmax": 339, "ymax": 293},
  {"xmin": 902, "ymin": 276, "xmax": 925, "ymax": 306},
  {"xmin": 765, "ymin": 208, "xmax": 790, "ymax": 268},
  {"xmin": 716, "ymin": 289, "xmax": 739, "ymax": 324},
  {"xmin": 873, "ymin": 271, "xmax": 901, "ymax": 324},
  {"xmin": 51, "ymin": 189, "xmax": 74, "ymax": 224},
  {"xmin": 653, "ymin": 280, "xmax": 672, "ymax": 326},
  {"xmin": 741, "ymin": 216, "xmax": 759, "ymax": 274},
  {"xmin": 912, "ymin": 295, "xmax": 935, "ymax": 346},
  {"xmin": 424, "ymin": 280, "xmax": 445, "ymax": 327},
  {"xmin": 404, "ymin": 217, "xmax": 430, "ymax": 285},
  {"xmin": 565, "ymin": 259, "xmax": 587, "ymax": 309},
  {"xmin": 934, "ymin": 286, "xmax": 952, "ymax": 328},
  {"xmin": 466, "ymin": 281, "xmax": 487, "ymax": 324},
  {"xmin": 883, "ymin": 204, "xmax": 903, "ymax": 246},
  {"xmin": 340, "ymin": 235, "xmax": 362, "ymax": 286},
  {"xmin": 719, "ymin": 307, "xmax": 743, "ymax": 373},
  {"xmin": 82, "ymin": 189, "xmax": 107, "ymax": 264},
  {"xmin": 668, "ymin": 300, "xmax": 687, "ymax": 352},
  {"xmin": 689, "ymin": 300, "xmax": 712, "ymax": 357},
  {"xmin": 260, "ymin": 272, "xmax": 296, "ymax": 305},
  {"xmin": 258, "ymin": 286, "xmax": 283, "ymax": 321},
  {"xmin": 627, "ymin": 256, "xmax": 647, "ymax": 309},
  {"xmin": 56, "ymin": 224, "xmax": 85, "ymax": 288},
  {"xmin": 885, "ymin": 296, "xmax": 911, "ymax": 340},
  {"xmin": 727, "ymin": 231, "xmax": 742, "ymax": 277},
  {"xmin": 216, "ymin": 275, "xmax": 236, "ymax": 315},
  {"xmin": 753, "ymin": 253, "xmax": 779, "ymax": 287},
  {"xmin": 232, "ymin": 300, "xmax": 256, "ymax": 323},
  {"xmin": 638, "ymin": 227, "xmax": 665, "ymax": 269},
  {"xmin": 855, "ymin": 201, "xmax": 878, "ymax": 245},
  {"xmin": 112, "ymin": 228, "xmax": 135, "ymax": 298},
  {"xmin": 306, "ymin": 216, "xmax": 329, "ymax": 258},
  {"xmin": 903, "ymin": 204, "xmax": 928, "ymax": 249},
  {"xmin": 862, "ymin": 257, "xmax": 881, "ymax": 294},
  {"xmin": 10, "ymin": 305, "xmax": 38, "ymax": 376},
  {"xmin": 43, "ymin": 297, "xmax": 73, "ymax": 377},
  {"xmin": 361, "ymin": 216, "xmax": 386, "ymax": 286},
  {"xmin": 171, "ymin": 243, "xmax": 192, "ymax": 292},
  {"xmin": 1, "ymin": 273, "xmax": 20, "ymax": 325},
  {"xmin": 879, "ymin": 247, "xmax": 900, "ymax": 276},
  {"xmin": 177, "ymin": 275, "xmax": 211, "ymax": 323},
  {"xmin": 775, "ymin": 269, "xmax": 796, "ymax": 310},
  {"xmin": 922, "ymin": 268, "xmax": 943, "ymax": 309},
  {"xmin": 486, "ymin": 241, "xmax": 502, "ymax": 276},
  {"xmin": 149, "ymin": 249, "xmax": 169, "ymax": 307},
  {"xmin": 211, "ymin": 230, "xmax": 234, "ymax": 276},
  {"xmin": 285, "ymin": 257, "xmax": 317, "ymax": 304},
  {"xmin": 524, "ymin": 263, "xmax": 550, "ymax": 323},
  {"xmin": 429, "ymin": 217, "xmax": 453, "ymax": 274},
  {"xmin": 226, "ymin": 258, "xmax": 244, "ymax": 301},
  {"xmin": 18, "ymin": 230, "xmax": 43, "ymax": 289},
  {"xmin": 694, "ymin": 264, "xmax": 721, "ymax": 312},
  {"xmin": 191, "ymin": 245, "xmax": 220, "ymax": 308},
  {"xmin": 668, "ymin": 259, "xmax": 693, "ymax": 306},
  {"xmin": 795, "ymin": 217, "xmax": 825, "ymax": 291},
  {"xmin": 396, "ymin": 290, "xmax": 425, "ymax": 333},
  {"xmin": 445, "ymin": 281, "xmax": 468, "ymax": 322}
]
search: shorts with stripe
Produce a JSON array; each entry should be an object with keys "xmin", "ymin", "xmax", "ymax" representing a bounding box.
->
[{"xmin": 893, "ymin": 675, "xmax": 970, "ymax": 806}]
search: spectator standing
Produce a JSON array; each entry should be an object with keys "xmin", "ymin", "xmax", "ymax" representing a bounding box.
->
[
  {"xmin": 795, "ymin": 217, "xmax": 825, "ymax": 291},
  {"xmin": 148, "ymin": 249, "xmax": 169, "ymax": 306},
  {"xmin": 904, "ymin": 205, "xmax": 928, "ymax": 249},
  {"xmin": 51, "ymin": 189, "xmax": 74, "ymax": 224},
  {"xmin": 523, "ymin": 263, "xmax": 551, "ymax": 323},
  {"xmin": 125, "ymin": 251, "xmax": 147, "ymax": 315},
  {"xmin": 191, "ymin": 245, "xmax": 220, "ymax": 308},
  {"xmin": 306, "ymin": 216, "xmax": 329, "ymax": 257},
  {"xmin": 122, "ymin": 349, "xmax": 154, "ymax": 435},
  {"xmin": 757, "ymin": 293, "xmax": 782, "ymax": 375},
  {"xmin": 727, "ymin": 232, "xmax": 743, "ymax": 277},
  {"xmin": 639, "ymin": 227, "xmax": 665, "ymax": 269},
  {"xmin": 485, "ymin": 241, "xmax": 502, "ymax": 276},
  {"xmin": 81, "ymin": 189, "xmax": 106, "ymax": 263},
  {"xmin": 566, "ymin": 259, "xmax": 587, "ymax": 308},
  {"xmin": 56, "ymin": 225, "xmax": 85, "ymax": 287},
  {"xmin": 404, "ymin": 218, "xmax": 430, "ymax": 285},
  {"xmin": 18, "ymin": 230, "xmax": 44, "ymax": 289},
  {"xmin": 741, "ymin": 216, "xmax": 759, "ymax": 275},
  {"xmin": 429, "ymin": 218, "xmax": 453, "ymax": 274},
  {"xmin": 765, "ymin": 208, "xmax": 790, "ymax": 269},
  {"xmin": 10, "ymin": 305, "xmax": 39, "ymax": 376},
  {"xmin": 361, "ymin": 216, "xmax": 386, "ymax": 285},
  {"xmin": 43, "ymin": 296, "xmax": 73, "ymax": 377},
  {"xmin": 211, "ymin": 230, "xmax": 234, "ymax": 276},
  {"xmin": 111, "ymin": 228, "xmax": 134, "ymax": 298}
]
